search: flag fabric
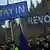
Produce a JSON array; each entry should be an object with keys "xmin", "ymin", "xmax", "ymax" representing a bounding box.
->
[{"xmin": 20, "ymin": 27, "xmax": 30, "ymax": 50}]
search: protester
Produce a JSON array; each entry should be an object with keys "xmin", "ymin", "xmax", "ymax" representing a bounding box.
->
[
  {"xmin": 14, "ymin": 44, "xmax": 19, "ymax": 50},
  {"xmin": 43, "ymin": 40, "xmax": 49, "ymax": 50}
]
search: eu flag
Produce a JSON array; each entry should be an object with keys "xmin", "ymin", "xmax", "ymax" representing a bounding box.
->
[{"xmin": 20, "ymin": 27, "xmax": 30, "ymax": 50}]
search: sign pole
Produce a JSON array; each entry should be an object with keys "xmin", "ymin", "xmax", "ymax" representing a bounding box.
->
[
  {"xmin": 4, "ymin": 27, "xmax": 8, "ymax": 43},
  {"xmin": 20, "ymin": 18, "xmax": 26, "ymax": 37},
  {"xmin": 10, "ymin": 21, "xmax": 14, "ymax": 41},
  {"xmin": 7, "ymin": 0, "xmax": 14, "ymax": 42},
  {"xmin": 7, "ymin": 0, "xmax": 14, "ymax": 49},
  {"xmin": 10, "ymin": 20, "xmax": 15, "ymax": 50}
]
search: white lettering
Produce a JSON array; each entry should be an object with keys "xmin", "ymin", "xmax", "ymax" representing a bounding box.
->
[
  {"xmin": 28, "ymin": 17, "xmax": 33, "ymax": 24},
  {"xmin": 16, "ymin": 7, "xmax": 18, "ymax": 14},
  {"xmin": 9, "ymin": 9, "xmax": 12, "ymax": 14},
  {"xmin": 44, "ymin": 15, "xmax": 50, "ymax": 23},
  {"xmin": 18, "ymin": 5, "xmax": 25, "ymax": 14},
  {"xmin": 4, "ymin": 9, "xmax": 9, "ymax": 16},
  {"xmin": 38, "ymin": 16, "xmax": 43, "ymax": 23},
  {"xmin": 0, "ymin": 10, "xmax": 3, "ymax": 16},
  {"xmin": 28, "ymin": 15, "xmax": 50, "ymax": 24},
  {"xmin": 33, "ymin": 16, "xmax": 38, "ymax": 24}
]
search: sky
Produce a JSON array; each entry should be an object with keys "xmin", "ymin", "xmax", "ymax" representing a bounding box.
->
[
  {"xmin": 0, "ymin": 0, "xmax": 41, "ymax": 8},
  {"xmin": 0, "ymin": 0, "xmax": 7, "ymax": 5}
]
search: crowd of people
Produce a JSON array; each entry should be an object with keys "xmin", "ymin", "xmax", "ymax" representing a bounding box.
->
[
  {"xmin": 0, "ymin": 41, "xmax": 19, "ymax": 50},
  {"xmin": 28, "ymin": 35, "xmax": 50, "ymax": 50}
]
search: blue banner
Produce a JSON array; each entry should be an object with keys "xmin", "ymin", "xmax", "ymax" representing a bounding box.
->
[{"xmin": 0, "ymin": 1, "xmax": 28, "ymax": 21}]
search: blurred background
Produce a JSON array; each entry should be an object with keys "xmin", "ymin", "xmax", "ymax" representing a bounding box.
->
[{"xmin": 0, "ymin": 0, "xmax": 50, "ymax": 50}]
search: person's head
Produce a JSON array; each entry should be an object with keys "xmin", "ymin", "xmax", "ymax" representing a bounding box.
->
[
  {"xmin": 46, "ymin": 35, "xmax": 48, "ymax": 39},
  {"xmin": 14, "ymin": 44, "xmax": 17, "ymax": 47},
  {"xmin": 44, "ymin": 40, "xmax": 48, "ymax": 43},
  {"xmin": 44, "ymin": 36, "xmax": 46, "ymax": 38}
]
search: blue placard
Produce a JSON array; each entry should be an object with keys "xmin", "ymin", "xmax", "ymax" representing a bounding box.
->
[{"xmin": 0, "ymin": 1, "xmax": 28, "ymax": 21}]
